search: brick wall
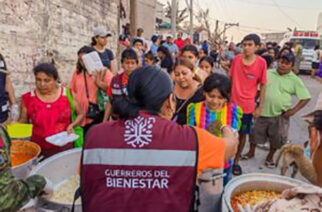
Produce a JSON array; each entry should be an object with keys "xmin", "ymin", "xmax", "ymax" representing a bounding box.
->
[{"xmin": 0, "ymin": 0, "xmax": 119, "ymax": 97}]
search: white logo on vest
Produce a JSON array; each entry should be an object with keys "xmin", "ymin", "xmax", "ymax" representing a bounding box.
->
[{"xmin": 124, "ymin": 116, "xmax": 156, "ymax": 148}]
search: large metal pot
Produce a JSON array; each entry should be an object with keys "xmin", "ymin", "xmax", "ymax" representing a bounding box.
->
[
  {"xmin": 222, "ymin": 173, "xmax": 307, "ymax": 212},
  {"xmin": 29, "ymin": 148, "xmax": 82, "ymax": 212},
  {"xmin": 11, "ymin": 140, "xmax": 41, "ymax": 179}
]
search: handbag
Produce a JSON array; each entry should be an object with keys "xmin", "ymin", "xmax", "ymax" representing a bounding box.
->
[
  {"xmin": 83, "ymin": 71, "xmax": 101, "ymax": 120},
  {"xmin": 66, "ymin": 88, "xmax": 84, "ymax": 148},
  {"xmin": 96, "ymin": 69, "xmax": 109, "ymax": 112}
]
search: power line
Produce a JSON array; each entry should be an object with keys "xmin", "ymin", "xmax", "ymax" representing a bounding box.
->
[
  {"xmin": 270, "ymin": 0, "xmax": 302, "ymax": 28},
  {"xmin": 238, "ymin": 24, "xmax": 285, "ymax": 32},
  {"xmin": 229, "ymin": 0, "xmax": 320, "ymax": 10}
]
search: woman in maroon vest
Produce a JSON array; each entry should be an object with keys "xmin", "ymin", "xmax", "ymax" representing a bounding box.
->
[{"xmin": 81, "ymin": 66, "xmax": 238, "ymax": 212}]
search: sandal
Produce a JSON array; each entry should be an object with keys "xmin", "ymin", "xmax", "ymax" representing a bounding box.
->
[
  {"xmin": 232, "ymin": 164, "xmax": 242, "ymax": 176},
  {"xmin": 265, "ymin": 160, "xmax": 275, "ymax": 169},
  {"xmin": 240, "ymin": 154, "xmax": 254, "ymax": 160}
]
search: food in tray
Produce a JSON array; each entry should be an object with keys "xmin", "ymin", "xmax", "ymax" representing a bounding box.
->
[
  {"xmin": 11, "ymin": 152, "xmax": 34, "ymax": 167},
  {"xmin": 231, "ymin": 190, "xmax": 281, "ymax": 212},
  {"xmin": 50, "ymin": 175, "xmax": 81, "ymax": 204},
  {"xmin": 10, "ymin": 141, "xmax": 39, "ymax": 167}
]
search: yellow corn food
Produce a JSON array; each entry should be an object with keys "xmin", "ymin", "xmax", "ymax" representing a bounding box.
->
[{"xmin": 231, "ymin": 190, "xmax": 281, "ymax": 212}]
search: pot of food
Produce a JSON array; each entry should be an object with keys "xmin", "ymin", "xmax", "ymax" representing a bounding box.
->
[
  {"xmin": 222, "ymin": 173, "xmax": 306, "ymax": 212},
  {"xmin": 11, "ymin": 140, "xmax": 41, "ymax": 179},
  {"xmin": 29, "ymin": 148, "xmax": 82, "ymax": 212}
]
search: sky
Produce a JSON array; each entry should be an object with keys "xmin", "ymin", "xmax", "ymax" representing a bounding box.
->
[{"xmin": 158, "ymin": 0, "xmax": 322, "ymax": 41}]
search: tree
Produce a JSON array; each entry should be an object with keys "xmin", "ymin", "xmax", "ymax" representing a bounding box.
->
[
  {"xmin": 165, "ymin": 1, "xmax": 189, "ymax": 27},
  {"xmin": 195, "ymin": 8, "xmax": 224, "ymax": 45},
  {"xmin": 196, "ymin": 8, "xmax": 238, "ymax": 45}
]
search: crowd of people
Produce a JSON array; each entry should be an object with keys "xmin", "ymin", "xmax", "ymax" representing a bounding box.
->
[{"xmin": 0, "ymin": 26, "xmax": 322, "ymax": 211}]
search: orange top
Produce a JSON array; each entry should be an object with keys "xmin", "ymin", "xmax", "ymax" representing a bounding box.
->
[
  {"xmin": 69, "ymin": 70, "xmax": 113, "ymax": 126},
  {"xmin": 193, "ymin": 127, "xmax": 226, "ymax": 177}
]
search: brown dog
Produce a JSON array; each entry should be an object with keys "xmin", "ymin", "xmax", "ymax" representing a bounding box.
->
[{"xmin": 275, "ymin": 143, "xmax": 317, "ymax": 184}]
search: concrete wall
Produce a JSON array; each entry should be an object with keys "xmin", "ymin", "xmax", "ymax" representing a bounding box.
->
[
  {"xmin": 0, "ymin": 0, "xmax": 119, "ymax": 97},
  {"xmin": 137, "ymin": 0, "xmax": 156, "ymax": 39}
]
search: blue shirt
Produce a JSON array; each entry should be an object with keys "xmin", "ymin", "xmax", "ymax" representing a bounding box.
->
[
  {"xmin": 162, "ymin": 43, "xmax": 178, "ymax": 55},
  {"xmin": 150, "ymin": 43, "xmax": 159, "ymax": 57}
]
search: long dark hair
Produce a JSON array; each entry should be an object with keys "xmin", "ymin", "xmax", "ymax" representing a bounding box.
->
[
  {"xmin": 91, "ymin": 36, "xmax": 97, "ymax": 46},
  {"xmin": 203, "ymin": 73, "xmax": 231, "ymax": 101},
  {"xmin": 199, "ymin": 56, "xmax": 214, "ymax": 68},
  {"xmin": 314, "ymin": 110, "xmax": 322, "ymax": 131},
  {"xmin": 0, "ymin": 53, "xmax": 7, "ymax": 70},
  {"xmin": 157, "ymin": 46, "xmax": 172, "ymax": 59},
  {"xmin": 33, "ymin": 63, "xmax": 60, "ymax": 81},
  {"xmin": 76, "ymin": 46, "xmax": 95, "ymax": 73}
]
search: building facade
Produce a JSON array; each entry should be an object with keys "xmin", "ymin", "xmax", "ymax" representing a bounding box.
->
[{"xmin": 0, "ymin": 0, "xmax": 119, "ymax": 96}]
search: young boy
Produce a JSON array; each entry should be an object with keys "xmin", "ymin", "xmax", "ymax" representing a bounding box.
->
[
  {"xmin": 132, "ymin": 38, "xmax": 145, "ymax": 68},
  {"xmin": 103, "ymin": 49, "xmax": 139, "ymax": 121},
  {"xmin": 245, "ymin": 53, "xmax": 311, "ymax": 167},
  {"xmin": 229, "ymin": 34, "xmax": 267, "ymax": 175}
]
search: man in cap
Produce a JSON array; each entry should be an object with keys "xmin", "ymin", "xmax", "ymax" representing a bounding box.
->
[
  {"xmin": 92, "ymin": 26, "xmax": 115, "ymax": 74},
  {"xmin": 162, "ymin": 34, "xmax": 179, "ymax": 56},
  {"xmin": 244, "ymin": 52, "xmax": 311, "ymax": 168}
]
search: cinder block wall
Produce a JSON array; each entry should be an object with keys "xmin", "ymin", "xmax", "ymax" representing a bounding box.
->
[{"xmin": 0, "ymin": 0, "xmax": 119, "ymax": 97}]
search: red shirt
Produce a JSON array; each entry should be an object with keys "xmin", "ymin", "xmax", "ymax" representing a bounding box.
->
[
  {"xmin": 22, "ymin": 88, "xmax": 72, "ymax": 156},
  {"xmin": 229, "ymin": 54, "xmax": 267, "ymax": 114},
  {"xmin": 174, "ymin": 39, "xmax": 185, "ymax": 51},
  {"xmin": 107, "ymin": 73, "xmax": 128, "ymax": 99}
]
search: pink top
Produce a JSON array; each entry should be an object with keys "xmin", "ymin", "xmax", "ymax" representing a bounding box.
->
[
  {"xmin": 22, "ymin": 88, "xmax": 72, "ymax": 152},
  {"xmin": 229, "ymin": 54, "xmax": 267, "ymax": 114},
  {"xmin": 69, "ymin": 70, "xmax": 113, "ymax": 126}
]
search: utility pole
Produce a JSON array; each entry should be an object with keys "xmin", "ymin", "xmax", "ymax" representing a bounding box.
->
[
  {"xmin": 189, "ymin": 0, "xmax": 193, "ymax": 39},
  {"xmin": 171, "ymin": 0, "xmax": 177, "ymax": 36},
  {"xmin": 185, "ymin": 0, "xmax": 194, "ymax": 39},
  {"xmin": 130, "ymin": 0, "xmax": 137, "ymax": 37},
  {"xmin": 223, "ymin": 22, "xmax": 239, "ymax": 42},
  {"xmin": 214, "ymin": 20, "xmax": 219, "ymax": 42}
]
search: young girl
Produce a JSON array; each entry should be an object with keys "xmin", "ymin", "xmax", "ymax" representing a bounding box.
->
[
  {"xmin": 187, "ymin": 73, "xmax": 243, "ymax": 185},
  {"xmin": 199, "ymin": 56, "xmax": 214, "ymax": 78},
  {"xmin": 144, "ymin": 51, "xmax": 155, "ymax": 66},
  {"xmin": 181, "ymin": 45, "xmax": 208, "ymax": 83}
]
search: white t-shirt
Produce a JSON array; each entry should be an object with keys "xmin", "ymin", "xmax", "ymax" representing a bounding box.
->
[{"xmin": 312, "ymin": 50, "xmax": 319, "ymax": 63}]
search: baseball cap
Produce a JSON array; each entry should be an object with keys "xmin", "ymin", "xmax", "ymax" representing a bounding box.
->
[
  {"xmin": 151, "ymin": 34, "xmax": 159, "ymax": 43},
  {"xmin": 166, "ymin": 34, "xmax": 174, "ymax": 38},
  {"xmin": 280, "ymin": 53, "xmax": 295, "ymax": 64},
  {"xmin": 93, "ymin": 26, "xmax": 112, "ymax": 37}
]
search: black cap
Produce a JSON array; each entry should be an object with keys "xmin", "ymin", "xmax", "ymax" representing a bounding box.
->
[
  {"xmin": 151, "ymin": 35, "xmax": 159, "ymax": 43},
  {"xmin": 280, "ymin": 53, "xmax": 295, "ymax": 64}
]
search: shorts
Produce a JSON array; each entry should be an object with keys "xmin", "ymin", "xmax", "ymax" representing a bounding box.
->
[
  {"xmin": 239, "ymin": 113, "xmax": 253, "ymax": 135},
  {"xmin": 312, "ymin": 62, "xmax": 320, "ymax": 69},
  {"xmin": 250, "ymin": 116, "xmax": 289, "ymax": 149}
]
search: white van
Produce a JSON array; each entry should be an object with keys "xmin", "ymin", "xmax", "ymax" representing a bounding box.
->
[{"xmin": 280, "ymin": 30, "xmax": 321, "ymax": 73}]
